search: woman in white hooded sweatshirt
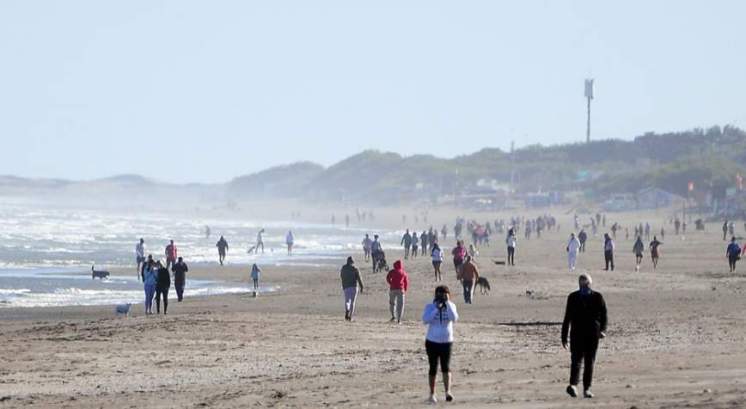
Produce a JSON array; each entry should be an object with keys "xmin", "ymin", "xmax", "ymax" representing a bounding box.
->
[{"xmin": 422, "ymin": 285, "xmax": 459, "ymax": 404}]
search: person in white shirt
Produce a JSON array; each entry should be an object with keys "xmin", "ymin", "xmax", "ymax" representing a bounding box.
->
[
  {"xmin": 422, "ymin": 285, "xmax": 459, "ymax": 404},
  {"xmin": 567, "ymin": 233, "xmax": 581, "ymax": 271},
  {"xmin": 505, "ymin": 229, "xmax": 517, "ymax": 266},
  {"xmin": 431, "ymin": 243, "xmax": 444, "ymax": 281},
  {"xmin": 135, "ymin": 238, "xmax": 145, "ymax": 281},
  {"xmin": 285, "ymin": 230, "xmax": 294, "ymax": 255}
]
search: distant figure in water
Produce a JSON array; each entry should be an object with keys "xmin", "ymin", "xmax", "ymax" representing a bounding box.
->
[
  {"xmin": 135, "ymin": 238, "xmax": 145, "ymax": 281},
  {"xmin": 250, "ymin": 263, "xmax": 262, "ymax": 293},
  {"xmin": 562, "ymin": 274, "xmax": 607, "ymax": 399},
  {"xmin": 205, "ymin": 225, "xmax": 211, "ymax": 239},
  {"xmin": 649, "ymin": 236, "xmax": 662, "ymax": 269},
  {"xmin": 255, "ymin": 229, "xmax": 265, "ymax": 254},
  {"xmin": 345, "ymin": 214, "xmax": 350, "ymax": 228},
  {"xmin": 727, "ymin": 237, "xmax": 741, "ymax": 272},
  {"xmin": 286, "ymin": 230, "xmax": 294, "ymax": 255},
  {"xmin": 340, "ymin": 256, "xmax": 364, "ymax": 321},
  {"xmin": 331, "ymin": 214, "xmax": 336, "ymax": 226},
  {"xmin": 216, "ymin": 236, "xmax": 229, "ymax": 265}
]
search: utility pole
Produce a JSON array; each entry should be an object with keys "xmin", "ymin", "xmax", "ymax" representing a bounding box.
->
[{"xmin": 584, "ymin": 79, "xmax": 594, "ymax": 143}]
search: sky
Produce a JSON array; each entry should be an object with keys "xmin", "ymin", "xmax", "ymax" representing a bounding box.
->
[{"xmin": 1, "ymin": 1, "xmax": 744, "ymax": 183}]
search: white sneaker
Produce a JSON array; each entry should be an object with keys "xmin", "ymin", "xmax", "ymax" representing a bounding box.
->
[
  {"xmin": 428, "ymin": 394, "xmax": 438, "ymax": 404},
  {"xmin": 583, "ymin": 389, "xmax": 594, "ymax": 398}
]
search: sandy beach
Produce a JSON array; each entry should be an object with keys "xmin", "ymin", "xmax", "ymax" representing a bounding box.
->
[{"xmin": 2, "ymin": 211, "xmax": 746, "ymax": 408}]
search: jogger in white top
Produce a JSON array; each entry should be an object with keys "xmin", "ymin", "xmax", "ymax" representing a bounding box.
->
[{"xmin": 567, "ymin": 233, "xmax": 581, "ymax": 271}]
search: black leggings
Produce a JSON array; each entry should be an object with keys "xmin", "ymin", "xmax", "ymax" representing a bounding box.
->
[
  {"xmin": 507, "ymin": 246, "xmax": 515, "ymax": 265},
  {"xmin": 155, "ymin": 287, "xmax": 169, "ymax": 314},
  {"xmin": 426, "ymin": 340, "xmax": 452, "ymax": 376}
]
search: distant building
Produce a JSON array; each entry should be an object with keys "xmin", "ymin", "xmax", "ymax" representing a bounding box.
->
[{"xmin": 635, "ymin": 187, "xmax": 684, "ymax": 209}]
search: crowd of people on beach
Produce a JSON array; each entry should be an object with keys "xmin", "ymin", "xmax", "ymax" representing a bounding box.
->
[{"xmin": 136, "ymin": 240, "xmax": 189, "ymax": 315}]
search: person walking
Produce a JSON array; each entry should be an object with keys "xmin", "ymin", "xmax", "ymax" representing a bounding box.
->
[
  {"xmin": 458, "ymin": 256, "xmax": 479, "ymax": 304},
  {"xmin": 567, "ymin": 233, "xmax": 581, "ymax": 271},
  {"xmin": 723, "ymin": 221, "xmax": 729, "ymax": 241},
  {"xmin": 562, "ymin": 274, "xmax": 607, "ymax": 399},
  {"xmin": 154, "ymin": 261, "xmax": 171, "ymax": 314},
  {"xmin": 578, "ymin": 230, "xmax": 587, "ymax": 253},
  {"xmin": 286, "ymin": 230, "xmax": 294, "ymax": 255},
  {"xmin": 633, "ymin": 236, "xmax": 645, "ymax": 271},
  {"xmin": 726, "ymin": 237, "xmax": 741, "ymax": 272},
  {"xmin": 431, "ymin": 242, "xmax": 444, "ymax": 282},
  {"xmin": 172, "ymin": 257, "xmax": 188, "ymax": 302},
  {"xmin": 649, "ymin": 236, "xmax": 662, "ymax": 270},
  {"xmin": 603, "ymin": 234, "xmax": 615, "ymax": 271},
  {"xmin": 386, "ymin": 260, "xmax": 409, "ymax": 324},
  {"xmin": 401, "ymin": 229, "xmax": 412, "ymax": 259},
  {"xmin": 340, "ymin": 256, "xmax": 364, "ymax": 321},
  {"xmin": 250, "ymin": 263, "xmax": 262, "ymax": 293},
  {"xmin": 255, "ymin": 229, "xmax": 265, "ymax": 254},
  {"xmin": 452, "ymin": 240, "xmax": 467, "ymax": 277},
  {"xmin": 422, "ymin": 285, "xmax": 459, "ymax": 404},
  {"xmin": 216, "ymin": 236, "xmax": 229, "ymax": 265},
  {"xmin": 362, "ymin": 234, "xmax": 373, "ymax": 262},
  {"xmin": 411, "ymin": 232, "xmax": 419, "ymax": 259},
  {"xmin": 505, "ymin": 229, "xmax": 516, "ymax": 266},
  {"xmin": 143, "ymin": 260, "xmax": 157, "ymax": 315},
  {"xmin": 135, "ymin": 238, "xmax": 145, "ymax": 281},
  {"xmin": 421, "ymin": 230, "xmax": 429, "ymax": 257},
  {"xmin": 165, "ymin": 240, "xmax": 177, "ymax": 270}
]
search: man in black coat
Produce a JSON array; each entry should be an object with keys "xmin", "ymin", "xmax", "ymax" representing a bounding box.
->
[{"xmin": 562, "ymin": 273, "xmax": 607, "ymax": 399}]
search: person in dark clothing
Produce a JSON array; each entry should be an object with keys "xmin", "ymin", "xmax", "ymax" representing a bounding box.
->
[
  {"xmin": 172, "ymin": 257, "xmax": 188, "ymax": 302},
  {"xmin": 726, "ymin": 236, "xmax": 741, "ymax": 272},
  {"xmin": 603, "ymin": 234, "xmax": 615, "ymax": 271},
  {"xmin": 562, "ymin": 274, "xmax": 607, "ymax": 399},
  {"xmin": 401, "ymin": 229, "xmax": 412, "ymax": 260},
  {"xmin": 216, "ymin": 236, "xmax": 229, "ymax": 265},
  {"xmin": 155, "ymin": 261, "xmax": 171, "ymax": 314},
  {"xmin": 578, "ymin": 230, "xmax": 587, "ymax": 252}
]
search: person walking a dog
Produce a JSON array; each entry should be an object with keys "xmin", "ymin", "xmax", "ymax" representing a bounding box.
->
[
  {"xmin": 172, "ymin": 257, "xmax": 188, "ymax": 302},
  {"xmin": 216, "ymin": 236, "xmax": 229, "ymax": 265},
  {"xmin": 386, "ymin": 260, "xmax": 409, "ymax": 324},
  {"xmin": 562, "ymin": 273, "xmax": 607, "ymax": 399},
  {"xmin": 340, "ymin": 256, "xmax": 364, "ymax": 321},
  {"xmin": 567, "ymin": 233, "xmax": 581, "ymax": 271},
  {"xmin": 431, "ymin": 242, "xmax": 444, "ymax": 281},
  {"xmin": 422, "ymin": 285, "xmax": 459, "ymax": 404},
  {"xmin": 458, "ymin": 256, "xmax": 479, "ymax": 304},
  {"xmin": 135, "ymin": 238, "xmax": 145, "ymax": 281}
]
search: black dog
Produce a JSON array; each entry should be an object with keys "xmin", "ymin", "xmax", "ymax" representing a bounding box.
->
[
  {"xmin": 476, "ymin": 277, "xmax": 491, "ymax": 295},
  {"xmin": 92, "ymin": 265, "xmax": 110, "ymax": 280}
]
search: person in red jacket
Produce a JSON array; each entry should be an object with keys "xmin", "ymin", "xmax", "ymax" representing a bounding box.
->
[
  {"xmin": 165, "ymin": 240, "xmax": 178, "ymax": 270},
  {"xmin": 386, "ymin": 260, "xmax": 409, "ymax": 324}
]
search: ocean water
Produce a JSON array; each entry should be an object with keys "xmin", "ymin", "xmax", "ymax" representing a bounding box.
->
[{"xmin": 0, "ymin": 203, "xmax": 399, "ymax": 308}]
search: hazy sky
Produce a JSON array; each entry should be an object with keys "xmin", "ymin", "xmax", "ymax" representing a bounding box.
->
[{"xmin": 1, "ymin": 1, "xmax": 744, "ymax": 183}]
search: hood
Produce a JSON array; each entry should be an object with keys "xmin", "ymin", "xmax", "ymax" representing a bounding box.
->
[{"xmin": 393, "ymin": 260, "xmax": 403, "ymax": 271}]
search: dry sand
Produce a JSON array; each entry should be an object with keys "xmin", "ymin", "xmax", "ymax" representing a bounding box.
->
[{"xmin": 2, "ymin": 211, "xmax": 746, "ymax": 408}]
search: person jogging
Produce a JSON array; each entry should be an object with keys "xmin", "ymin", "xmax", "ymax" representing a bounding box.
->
[
  {"xmin": 154, "ymin": 260, "xmax": 171, "ymax": 314},
  {"xmin": 562, "ymin": 274, "xmax": 607, "ymax": 399},
  {"xmin": 727, "ymin": 237, "xmax": 741, "ymax": 272},
  {"xmin": 633, "ymin": 236, "xmax": 645, "ymax": 271},
  {"xmin": 172, "ymin": 257, "xmax": 188, "ymax": 302},
  {"xmin": 431, "ymin": 242, "xmax": 444, "ymax": 282},
  {"xmin": 216, "ymin": 236, "xmax": 229, "ymax": 265},
  {"xmin": 567, "ymin": 233, "xmax": 581, "ymax": 271},
  {"xmin": 422, "ymin": 285, "xmax": 459, "ymax": 404},
  {"xmin": 340, "ymin": 256, "xmax": 364, "ymax": 321},
  {"xmin": 135, "ymin": 238, "xmax": 145, "ymax": 281},
  {"xmin": 603, "ymin": 234, "xmax": 615, "ymax": 271},
  {"xmin": 506, "ymin": 229, "xmax": 516, "ymax": 266},
  {"xmin": 386, "ymin": 260, "xmax": 409, "ymax": 324},
  {"xmin": 649, "ymin": 236, "xmax": 662, "ymax": 270}
]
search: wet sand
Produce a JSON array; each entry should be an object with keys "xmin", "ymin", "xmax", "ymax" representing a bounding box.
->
[{"xmin": 2, "ymin": 212, "xmax": 746, "ymax": 408}]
